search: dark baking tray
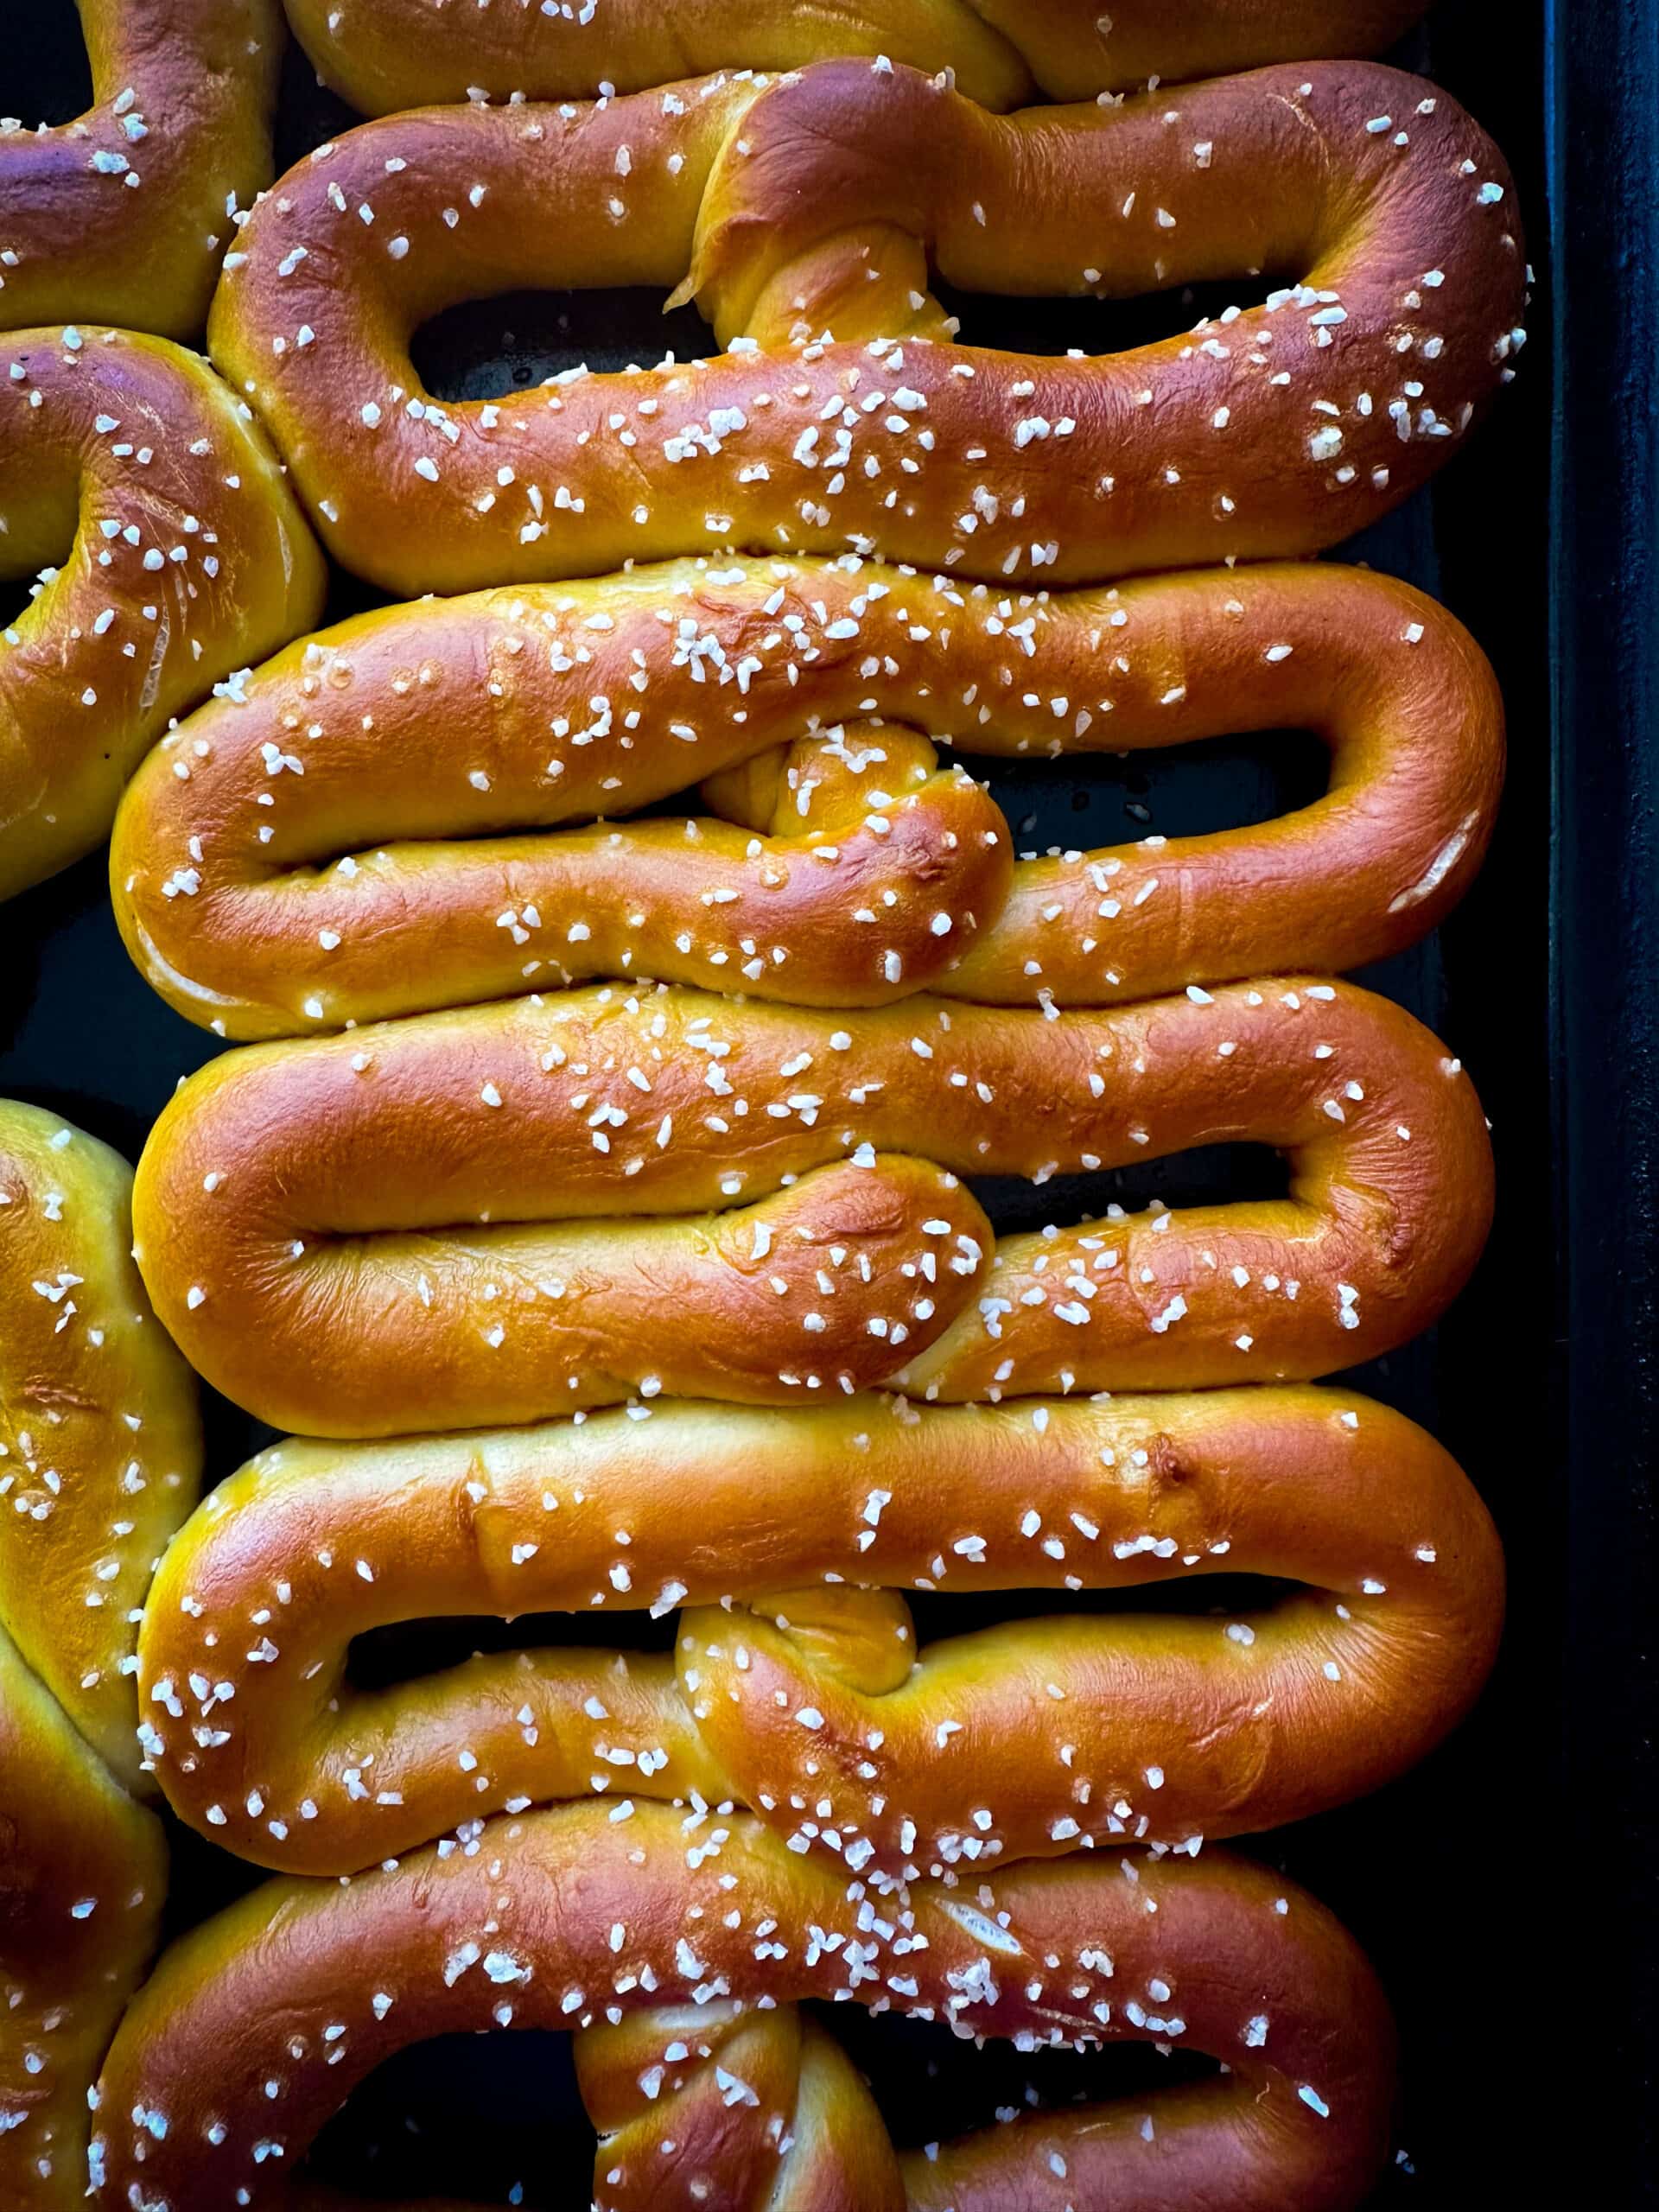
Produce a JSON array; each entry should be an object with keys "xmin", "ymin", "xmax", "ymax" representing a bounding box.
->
[{"xmin": 3, "ymin": 0, "xmax": 1650, "ymax": 2201}]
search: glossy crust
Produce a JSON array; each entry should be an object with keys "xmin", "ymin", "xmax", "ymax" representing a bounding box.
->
[
  {"xmin": 0, "ymin": 1627, "xmax": 168, "ymax": 2212},
  {"xmin": 111, "ymin": 556, "xmax": 1503, "ymax": 1038},
  {"xmin": 0, "ymin": 1105, "xmax": 196, "ymax": 2209},
  {"xmin": 209, "ymin": 60, "xmax": 1527, "ymax": 598},
  {"xmin": 0, "ymin": 327, "xmax": 327, "ymax": 901},
  {"xmin": 129, "ymin": 974, "xmax": 1493, "ymax": 1433},
  {"xmin": 0, "ymin": 0, "xmax": 283, "ymax": 340},
  {"xmin": 92, "ymin": 1802, "xmax": 1396, "ymax": 2211},
  {"xmin": 282, "ymin": 0, "xmax": 1428, "ymax": 115},
  {"xmin": 0, "ymin": 1101, "xmax": 201, "ymax": 1790},
  {"xmin": 140, "ymin": 1386, "xmax": 1502, "ymax": 1876}
]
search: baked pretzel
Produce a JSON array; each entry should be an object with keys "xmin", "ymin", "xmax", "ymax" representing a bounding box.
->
[
  {"xmin": 1, "ymin": 1103, "xmax": 200, "ymax": 2209},
  {"xmin": 0, "ymin": 1, "xmax": 283, "ymax": 341},
  {"xmin": 140, "ymin": 1384, "xmax": 1502, "ymax": 1878},
  {"xmin": 282, "ymin": 0, "xmax": 1429, "ymax": 117},
  {"xmin": 0, "ymin": 326, "xmax": 327, "ymax": 902},
  {"xmin": 0, "ymin": 1102, "xmax": 201, "ymax": 1789},
  {"xmin": 91, "ymin": 1799, "xmax": 1396, "ymax": 2211},
  {"xmin": 209, "ymin": 59, "xmax": 1527, "ymax": 599},
  {"xmin": 109, "ymin": 554, "xmax": 1503, "ymax": 1039},
  {"xmin": 130, "ymin": 973, "xmax": 1492, "ymax": 1434}
]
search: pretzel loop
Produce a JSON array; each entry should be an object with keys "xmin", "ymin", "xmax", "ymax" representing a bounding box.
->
[
  {"xmin": 91, "ymin": 1800, "xmax": 1398, "ymax": 2210},
  {"xmin": 209, "ymin": 61, "xmax": 1526, "ymax": 598},
  {"xmin": 110, "ymin": 554, "xmax": 1503, "ymax": 1037},
  {"xmin": 130, "ymin": 976, "xmax": 1493, "ymax": 1434}
]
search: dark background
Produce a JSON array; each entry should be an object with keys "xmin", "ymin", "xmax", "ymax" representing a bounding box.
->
[{"xmin": 3, "ymin": 0, "xmax": 1651, "ymax": 2202}]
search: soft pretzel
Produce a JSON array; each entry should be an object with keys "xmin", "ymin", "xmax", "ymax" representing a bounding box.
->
[
  {"xmin": 0, "ymin": 1626, "xmax": 168, "ymax": 2212},
  {"xmin": 0, "ymin": 1, "xmax": 283, "ymax": 341},
  {"xmin": 91, "ymin": 1799, "xmax": 1396, "ymax": 2212},
  {"xmin": 0, "ymin": 1102, "xmax": 201, "ymax": 1789},
  {"xmin": 1, "ymin": 1103, "xmax": 200, "ymax": 2209},
  {"xmin": 0, "ymin": 326, "xmax": 327, "ymax": 902},
  {"xmin": 209, "ymin": 60, "xmax": 1527, "ymax": 598},
  {"xmin": 282, "ymin": 0, "xmax": 1429, "ymax": 118},
  {"xmin": 140, "ymin": 1384, "xmax": 1501, "ymax": 1878},
  {"xmin": 110, "ymin": 553, "xmax": 1503, "ymax": 1039},
  {"xmin": 130, "ymin": 973, "xmax": 1491, "ymax": 1434}
]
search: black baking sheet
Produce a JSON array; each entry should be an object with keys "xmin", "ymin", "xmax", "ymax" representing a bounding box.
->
[{"xmin": 4, "ymin": 0, "xmax": 1646, "ymax": 2202}]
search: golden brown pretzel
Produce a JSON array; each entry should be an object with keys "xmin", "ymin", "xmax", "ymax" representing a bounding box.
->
[
  {"xmin": 282, "ymin": 0, "xmax": 1429, "ymax": 117},
  {"xmin": 1, "ymin": 1103, "xmax": 200, "ymax": 2209},
  {"xmin": 0, "ymin": 0, "xmax": 283, "ymax": 341},
  {"xmin": 130, "ymin": 974, "xmax": 1492, "ymax": 1434},
  {"xmin": 0, "ymin": 1626, "xmax": 168, "ymax": 2212},
  {"xmin": 0, "ymin": 326, "xmax": 327, "ymax": 902},
  {"xmin": 91, "ymin": 1800, "xmax": 1397, "ymax": 2211},
  {"xmin": 0, "ymin": 1102, "xmax": 201, "ymax": 1789},
  {"xmin": 209, "ymin": 60, "xmax": 1526, "ymax": 598},
  {"xmin": 110, "ymin": 554, "xmax": 1503, "ymax": 1039},
  {"xmin": 140, "ymin": 1385, "xmax": 1502, "ymax": 1878}
]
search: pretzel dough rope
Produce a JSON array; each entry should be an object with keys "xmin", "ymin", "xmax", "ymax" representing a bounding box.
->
[
  {"xmin": 0, "ymin": 0, "xmax": 283, "ymax": 342},
  {"xmin": 282, "ymin": 0, "xmax": 1430, "ymax": 117},
  {"xmin": 130, "ymin": 974, "xmax": 1492, "ymax": 1436},
  {"xmin": 210, "ymin": 60, "xmax": 1527, "ymax": 599},
  {"xmin": 0, "ymin": 326, "xmax": 327, "ymax": 903},
  {"xmin": 0, "ymin": 1104, "xmax": 201, "ymax": 2212},
  {"xmin": 141, "ymin": 1385, "xmax": 1502, "ymax": 1878},
  {"xmin": 111, "ymin": 555, "xmax": 1503, "ymax": 1039},
  {"xmin": 92, "ymin": 1801, "xmax": 1397, "ymax": 2212}
]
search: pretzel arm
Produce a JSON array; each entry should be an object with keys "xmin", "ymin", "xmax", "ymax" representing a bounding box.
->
[
  {"xmin": 0, "ymin": 327, "xmax": 326, "ymax": 899},
  {"xmin": 90, "ymin": 1801, "xmax": 1395, "ymax": 2211},
  {"xmin": 210, "ymin": 62, "xmax": 1525, "ymax": 596},
  {"xmin": 0, "ymin": 0, "xmax": 282, "ymax": 340},
  {"xmin": 281, "ymin": 0, "xmax": 1427, "ymax": 118}
]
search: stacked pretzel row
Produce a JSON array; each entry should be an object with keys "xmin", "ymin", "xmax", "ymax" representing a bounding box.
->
[{"xmin": 0, "ymin": 3, "xmax": 1524, "ymax": 2207}]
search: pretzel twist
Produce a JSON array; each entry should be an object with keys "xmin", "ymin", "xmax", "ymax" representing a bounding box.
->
[
  {"xmin": 0, "ymin": 327, "xmax": 327, "ymax": 901},
  {"xmin": 130, "ymin": 974, "xmax": 1493, "ymax": 1434},
  {"xmin": 0, "ymin": 1, "xmax": 283, "ymax": 341},
  {"xmin": 92, "ymin": 1800, "xmax": 1396, "ymax": 2211},
  {"xmin": 283, "ymin": 0, "xmax": 1431, "ymax": 118},
  {"xmin": 209, "ymin": 60, "xmax": 1526, "ymax": 599},
  {"xmin": 140, "ymin": 1385, "xmax": 1501, "ymax": 1878},
  {"xmin": 110, "ymin": 554, "xmax": 1503, "ymax": 1039},
  {"xmin": 1, "ymin": 1104, "xmax": 201, "ymax": 2210}
]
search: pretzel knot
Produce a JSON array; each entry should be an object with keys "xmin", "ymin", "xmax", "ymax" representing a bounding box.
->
[
  {"xmin": 0, "ymin": 0, "xmax": 282, "ymax": 341},
  {"xmin": 92, "ymin": 1800, "xmax": 1397, "ymax": 2211},
  {"xmin": 0, "ymin": 326, "xmax": 327, "ymax": 902},
  {"xmin": 130, "ymin": 973, "xmax": 1492, "ymax": 1435},
  {"xmin": 110, "ymin": 554, "xmax": 1503, "ymax": 1039},
  {"xmin": 0, "ymin": 1103, "xmax": 201, "ymax": 2212},
  {"xmin": 210, "ymin": 60, "xmax": 1526, "ymax": 599},
  {"xmin": 283, "ymin": 0, "xmax": 1430, "ymax": 117},
  {"xmin": 141, "ymin": 1386, "xmax": 1502, "ymax": 1879}
]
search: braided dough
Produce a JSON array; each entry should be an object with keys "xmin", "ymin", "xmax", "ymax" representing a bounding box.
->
[
  {"xmin": 111, "ymin": 554, "xmax": 1503, "ymax": 1039},
  {"xmin": 92, "ymin": 1800, "xmax": 1396, "ymax": 2211},
  {"xmin": 0, "ymin": 1103, "xmax": 200, "ymax": 2209},
  {"xmin": 130, "ymin": 974, "xmax": 1492, "ymax": 1433},
  {"xmin": 210, "ymin": 60, "xmax": 1527, "ymax": 597},
  {"xmin": 0, "ymin": 0, "xmax": 283, "ymax": 341},
  {"xmin": 141, "ymin": 1385, "xmax": 1502, "ymax": 1878},
  {"xmin": 0, "ymin": 326, "xmax": 327, "ymax": 902},
  {"xmin": 283, "ymin": 0, "xmax": 1429, "ymax": 116}
]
